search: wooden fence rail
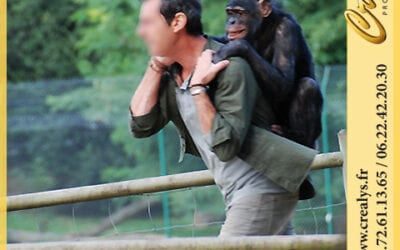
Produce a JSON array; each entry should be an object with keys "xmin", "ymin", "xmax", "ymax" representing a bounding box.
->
[
  {"xmin": 7, "ymin": 235, "xmax": 346, "ymax": 250},
  {"xmin": 7, "ymin": 151, "xmax": 344, "ymax": 212}
]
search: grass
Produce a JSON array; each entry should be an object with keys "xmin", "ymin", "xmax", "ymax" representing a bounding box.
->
[
  {"xmin": 7, "ymin": 210, "xmax": 221, "ymax": 240},
  {"xmin": 7, "ymin": 211, "xmax": 99, "ymax": 235},
  {"xmin": 101, "ymin": 217, "xmax": 221, "ymax": 237}
]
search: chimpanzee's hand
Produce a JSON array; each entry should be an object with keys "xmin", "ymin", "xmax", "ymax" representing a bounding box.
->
[
  {"xmin": 212, "ymin": 39, "xmax": 250, "ymax": 63},
  {"xmin": 270, "ymin": 124, "xmax": 284, "ymax": 136}
]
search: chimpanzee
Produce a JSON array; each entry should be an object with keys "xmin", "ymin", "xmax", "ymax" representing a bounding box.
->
[{"xmin": 212, "ymin": 0, "xmax": 323, "ymax": 199}]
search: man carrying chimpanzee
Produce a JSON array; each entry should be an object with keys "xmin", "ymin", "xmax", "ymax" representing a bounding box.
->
[{"xmin": 130, "ymin": 0, "xmax": 317, "ymax": 236}]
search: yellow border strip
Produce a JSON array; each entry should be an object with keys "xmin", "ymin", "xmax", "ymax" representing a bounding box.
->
[
  {"xmin": 0, "ymin": 0, "xmax": 6, "ymax": 248},
  {"xmin": 394, "ymin": 1, "xmax": 400, "ymax": 249},
  {"xmin": 346, "ymin": 1, "xmax": 395, "ymax": 249}
]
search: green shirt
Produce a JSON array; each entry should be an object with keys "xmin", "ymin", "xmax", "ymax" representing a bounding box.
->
[{"xmin": 130, "ymin": 38, "xmax": 317, "ymax": 193}]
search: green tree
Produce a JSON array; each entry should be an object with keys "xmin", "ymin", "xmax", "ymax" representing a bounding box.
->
[
  {"xmin": 70, "ymin": 0, "xmax": 147, "ymax": 77},
  {"xmin": 285, "ymin": 0, "xmax": 347, "ymax": 64},
  {"xmin": 7, "ymin": 0, "xmax": 81, "ymax": 82}
]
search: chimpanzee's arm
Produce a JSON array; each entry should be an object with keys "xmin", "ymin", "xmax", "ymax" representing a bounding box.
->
[
  {"xmin": 214, "ymin": 17, "xmax": 299, "ymax": 102},
  {"xmin": 210, "ymin": 35, "xmax": 229, "ymax": 44},
  {"xmin": 253, "ymin": 18, "xmax": 298, "ymax": 101}
]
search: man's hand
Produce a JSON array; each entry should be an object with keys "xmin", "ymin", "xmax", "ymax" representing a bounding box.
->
[
  {"xmin": 154, "ymin": 56, "xmax": 175, "ymax": 67},
  {"xmin": 131, "ymin": 57, "xmax": 170, "ymax": 116},
  {"xmin": 191, "ymin": 50, "xmax": 230, "ymax": 85},
  {"xmin": 149, "ymin": 56, "xmax": 174, "ymax": 73}
]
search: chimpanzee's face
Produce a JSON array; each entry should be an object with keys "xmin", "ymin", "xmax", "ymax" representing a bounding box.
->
[{"xmin": 225, "ymin": 0, "xmax": 262, "ymax": 41}]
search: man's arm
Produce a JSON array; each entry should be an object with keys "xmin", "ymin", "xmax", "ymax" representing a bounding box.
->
[
  {"xmin": 189, "ymin": 50, "xmax": 229, "ymax": 134},
  {"xmin": 130, "ymin": 58, "xmax": 164, "ymax": 116},
  {"xmin": 190, "ymin": 50, "xmax": 259, "ymax": 162},
  {"xmin": 129, "ymin": 58, "xmax": 169, "ymax": 138}
]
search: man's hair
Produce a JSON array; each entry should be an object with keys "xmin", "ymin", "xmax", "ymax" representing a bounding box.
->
[{"xmin": 160, "ymin": 0, "xmax": 203, "ymax": 36}]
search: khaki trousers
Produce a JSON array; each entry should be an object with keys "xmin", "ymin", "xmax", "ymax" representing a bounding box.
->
[{"xmin": 219, "ymin": 192, "xmax": 298, "ymax": 237}]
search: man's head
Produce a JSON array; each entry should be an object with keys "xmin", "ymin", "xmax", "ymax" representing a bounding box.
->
[{"xmin": 137, "ymin": 0, "xmax": 203, "ymax": 56}]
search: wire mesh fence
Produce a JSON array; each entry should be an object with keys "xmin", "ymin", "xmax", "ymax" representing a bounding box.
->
[{"xmin": 7, "ymin": 186, "xmax": 346, "ymax": 243}]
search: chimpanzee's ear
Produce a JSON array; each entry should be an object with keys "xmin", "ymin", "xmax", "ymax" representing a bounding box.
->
[
  {"xmin": 258, "ymin": 0, "xmax": 272, "ymax": 17},
  {"xmin": 258, "ymin": 0, "xmax": 272, "ymax": 7}
]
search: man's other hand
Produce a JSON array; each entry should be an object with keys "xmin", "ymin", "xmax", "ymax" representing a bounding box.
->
[{"xmin": 191, "ymin": 49, "xmax": 230, "ymax": 85}]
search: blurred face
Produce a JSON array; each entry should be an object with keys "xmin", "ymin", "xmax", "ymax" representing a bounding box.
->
[{"xmin": 137, "ymin": 0, "xmax": 176, "ymax": 56}]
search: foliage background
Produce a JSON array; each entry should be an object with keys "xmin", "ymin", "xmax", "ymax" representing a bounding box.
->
[{"xmin": 7, "ymin": 0, "xmax": 347, "ymax": 239}]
